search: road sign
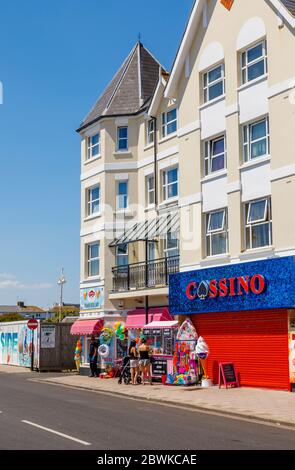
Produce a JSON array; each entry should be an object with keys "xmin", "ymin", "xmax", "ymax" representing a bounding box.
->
[{"xmin": 27, "ymin": 319, "xmax": 38, "ymax": 330}]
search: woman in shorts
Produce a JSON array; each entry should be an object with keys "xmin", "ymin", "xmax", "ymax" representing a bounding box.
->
[
  {"xmin": 138, "ymin": 338, "xmax": 152, "ymax": 385},
  {"xmin": 128, "ymin": 340, "xmax": 139, "ymax": 385}
]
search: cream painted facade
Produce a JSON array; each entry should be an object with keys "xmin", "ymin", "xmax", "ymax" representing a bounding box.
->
[{"xmin": 79, "ymin": 0, "xmax": 295, "ymax": 319}]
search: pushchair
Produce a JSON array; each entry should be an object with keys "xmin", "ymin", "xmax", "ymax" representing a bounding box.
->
[{"xmin": 118, "ymin": 355, "xmax": 141, "ymax": 385}]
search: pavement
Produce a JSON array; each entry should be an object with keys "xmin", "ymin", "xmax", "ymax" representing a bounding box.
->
[
  {"xmin": 1, "ymin": 367, "xmax": 295, "ymax": 450},
  {"xmin": 17, "ymin": 366, "xmax": 295, "ymax": 429}
]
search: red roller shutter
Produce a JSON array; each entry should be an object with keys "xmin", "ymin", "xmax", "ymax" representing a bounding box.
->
[{"xmin": 192, "ymin": 309, "xmax": 289, "ymax": 390}]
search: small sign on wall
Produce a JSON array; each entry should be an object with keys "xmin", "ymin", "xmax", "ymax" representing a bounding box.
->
[
  {"xmin": 41, "ymin": 326, "xmax": 56, "ymax": 349},
  {"xmin": 80, "ymin": 287, "xmax": 104, "ymax": 310}
]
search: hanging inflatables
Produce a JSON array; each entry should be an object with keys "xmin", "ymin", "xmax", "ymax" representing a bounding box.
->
[
  {"xmin": 98, "ymin": 344, "xmax": 110, "ymax": 358},
  {"xmin": 177, "ymin": 318, "xmax": 198, "ymax": 341}
]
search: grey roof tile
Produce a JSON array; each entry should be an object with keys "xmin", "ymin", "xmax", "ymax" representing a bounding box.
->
[
  {"xmin": 78, "ymin": 43, "xmax": 164, "ymax": 131},
  {"xmin": 281, "ymin": 0, "xmax": 295, "ymax": 16}
]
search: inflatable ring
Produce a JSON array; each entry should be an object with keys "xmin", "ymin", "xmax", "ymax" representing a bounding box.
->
[{"xmin": 98, "ymin": 344, "xmax": 110, "ymax": 358}]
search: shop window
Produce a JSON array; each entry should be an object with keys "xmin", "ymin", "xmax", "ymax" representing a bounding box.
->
[{"xmin": 245, "ymin": 198, "xmax": 272, "ymax": 250}]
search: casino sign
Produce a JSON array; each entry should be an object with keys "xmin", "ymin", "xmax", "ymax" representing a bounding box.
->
[{"xmin": 186, "ymin": 274, "xmax": 266, "ymax": 301}]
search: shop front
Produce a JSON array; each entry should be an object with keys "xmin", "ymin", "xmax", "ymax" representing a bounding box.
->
[
  {"xmin": 71, "ymin": 286, "xmax": 127, "ymax": 375},
  {"xmin": 169, "ymin": 256, "xmax": 295, "ymax": 391},
  {"xmin": 125, "ymin": 307, "xmax": 173, "ymax": 345}
]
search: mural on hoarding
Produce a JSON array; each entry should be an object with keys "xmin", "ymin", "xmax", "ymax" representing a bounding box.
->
[
  {"xmin": 0, "ymin": 323, "xmax": 39, "ymax": 367},
  {"xmin": 80, "ymin": 287, "xmax": 104, "ymax": 310}
]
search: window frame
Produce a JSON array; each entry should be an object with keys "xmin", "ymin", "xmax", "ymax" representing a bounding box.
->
[
  {"xmin": 244, "ymin": 197, "xmax": 272, "ymax": 251},
  {"xmin": 241, "ymin": 40, "xmax": 267, "ymax": 85},
  {"xmin": 87, "ymin": 133, "xmax": 100, "ymax": 160},
  {"xmin": 87, "ymin": 184, "xmax": 100, "ymax": 217},
  {"xmin": 164, "ymin": 231, "xmax": 179, "ymax": 258},
  {"xmin": 116, "ymin": 243, "xmax": 129, "ymax": 267},
  {"xmin": 87, "ymin": 242, "xmax": 100, "ymax": 278},
  {"xmin": 162, "ymin": 167, "xmax": 178, "ymax": 202},
  {"xmin": 242, "ymin": 117, "xmax": 270, "ymax": 163},
  {"xmin": 117, "ymin": 126, "xmax": 129, "ymax": 152},
  {"xmin": 205, "ymin": 209, "xmax": 228, "ymax": 257},
  {"xmin": 147, "ymin": 119, "xmax": 155, "ymax": 145},
  {"xmin": 204, "ymin": 135, "xmax": 227, "ymax": 176},
  {"xmin": 162, "ymin": 109, "xmax": 177, "ymax": 138},
  {"xmin": 146, "ymin": 174, "xmax": 155, "ymax": 206},
  {"xmin": 116, "ymin": 180, "xmax": 129, "ymax": 210},
  {"xmin": 203, "ymin": 63, "xmax": 225, "ymax": 104}
]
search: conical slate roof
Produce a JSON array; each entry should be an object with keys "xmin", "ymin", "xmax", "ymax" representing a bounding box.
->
[
  {"xmin": 78, "ymin": 43, "xmax": 164, "ymax": 132},
  {"xmin": 281, "ymin": 0, "xmax": 295, "ymax": 16}
]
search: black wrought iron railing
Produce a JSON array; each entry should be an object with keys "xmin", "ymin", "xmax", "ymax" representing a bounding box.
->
[{"xmin": 112, "ymin": 256, "xmax": 180, "ymax": 292}]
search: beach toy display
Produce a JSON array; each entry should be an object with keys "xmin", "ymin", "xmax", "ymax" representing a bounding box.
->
[
  {"xmin": 99, "ymin": 327, "xmax": 114, "ymax": 345},
  {"xmin": 74, "ymin": 339, "xmax": 82, "ymax": 373},
  {"xmin": 113, "ymin": 322, "xmax": 126, "ymax": 341},
  {"xmin": 167, "ymin": 318, "xmax": 199, "ymax": 386}
]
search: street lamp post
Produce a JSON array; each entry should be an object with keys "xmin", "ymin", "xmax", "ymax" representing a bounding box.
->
[{"xmin": 57, "ymin": 268, "xmax": 66, "ymax": 323}]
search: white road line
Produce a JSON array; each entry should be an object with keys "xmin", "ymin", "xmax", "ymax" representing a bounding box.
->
[{"xmin": 21, "ymin": 420, "xmax": 91, "ymax": 446}]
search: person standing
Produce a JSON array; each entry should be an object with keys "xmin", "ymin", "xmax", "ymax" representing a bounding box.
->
[
  {"xmin": 89, "ymin": 335, "xmax": 98, "ymax": 377},
  {"xmin": 129, "ymin": 340, "xmax": 139, "ymax": 385},
  {"xmin": 138, "ymin": 338, "xmax": 152, "ymax": 385}
]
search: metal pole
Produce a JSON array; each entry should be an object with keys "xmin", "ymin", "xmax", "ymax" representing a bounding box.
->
[
  {"xmin": 145, "ymin": 296, "xmax": 149, "ymax": 326},
  {"xmin": 30, "ymin": 329, "xmax": 34, "ymax": 372}
]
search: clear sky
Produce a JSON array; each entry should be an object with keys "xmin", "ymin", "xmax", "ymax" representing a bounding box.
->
[{"xmin": 0, "ymin": 0, "xmax": 194, "ymax": 309}]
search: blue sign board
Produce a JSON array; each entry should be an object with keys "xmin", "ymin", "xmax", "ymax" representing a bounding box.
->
[
  {"xmin": 169, "ymin": 256, "xmax": 295, "ymax": 316},
  {"xmin": 80, "ymin": 286, "xmax": 104, "ymax": 310}
]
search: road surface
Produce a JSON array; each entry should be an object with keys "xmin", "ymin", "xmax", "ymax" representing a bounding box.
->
[{"xmin": 0, "ymin": 370, "xmax": 294, "ymax": 450}]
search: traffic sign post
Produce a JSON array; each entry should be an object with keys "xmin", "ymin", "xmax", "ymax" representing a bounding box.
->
[{"xmin": 27, "ymin": 319, "xmax": 38, "ymax": 371}]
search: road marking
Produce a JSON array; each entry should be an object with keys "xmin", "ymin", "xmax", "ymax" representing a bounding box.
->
[{"xmin": 21, "ymin": 420, "xmax": 91, "ymax": 446}]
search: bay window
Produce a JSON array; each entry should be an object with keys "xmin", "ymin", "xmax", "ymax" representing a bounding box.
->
[{"xmin": 87, "ymin": 133, "xmax": 100, "ymax": 159}]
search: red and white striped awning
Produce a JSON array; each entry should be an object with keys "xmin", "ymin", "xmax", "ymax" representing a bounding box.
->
[{"xmin": 70, "ymin": 319, "xmax": 104, "ymax": 336}]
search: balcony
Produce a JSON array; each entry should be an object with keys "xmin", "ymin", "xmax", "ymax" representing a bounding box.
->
[{"xmin": 112, "ymin": 256, "xmax": 180, "ymax": 292}]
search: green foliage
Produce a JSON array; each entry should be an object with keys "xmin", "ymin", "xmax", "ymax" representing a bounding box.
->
[
  {"xmin": 0, "ymin": 313, "xmax": 26, "ymax": 323},
  {"xmin": 46, "ymin": 306, "xmax": 80, "ymax": 324}
]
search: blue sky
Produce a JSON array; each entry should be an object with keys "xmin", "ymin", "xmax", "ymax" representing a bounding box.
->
[{"xmin": 0, "ymin": 0, "xmax": 194, "ymax": 309}]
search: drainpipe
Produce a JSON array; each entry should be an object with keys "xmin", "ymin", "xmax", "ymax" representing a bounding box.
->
[{"xmin": 151, "ymin": 116, "xmax": 158, "ymax": 211}]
